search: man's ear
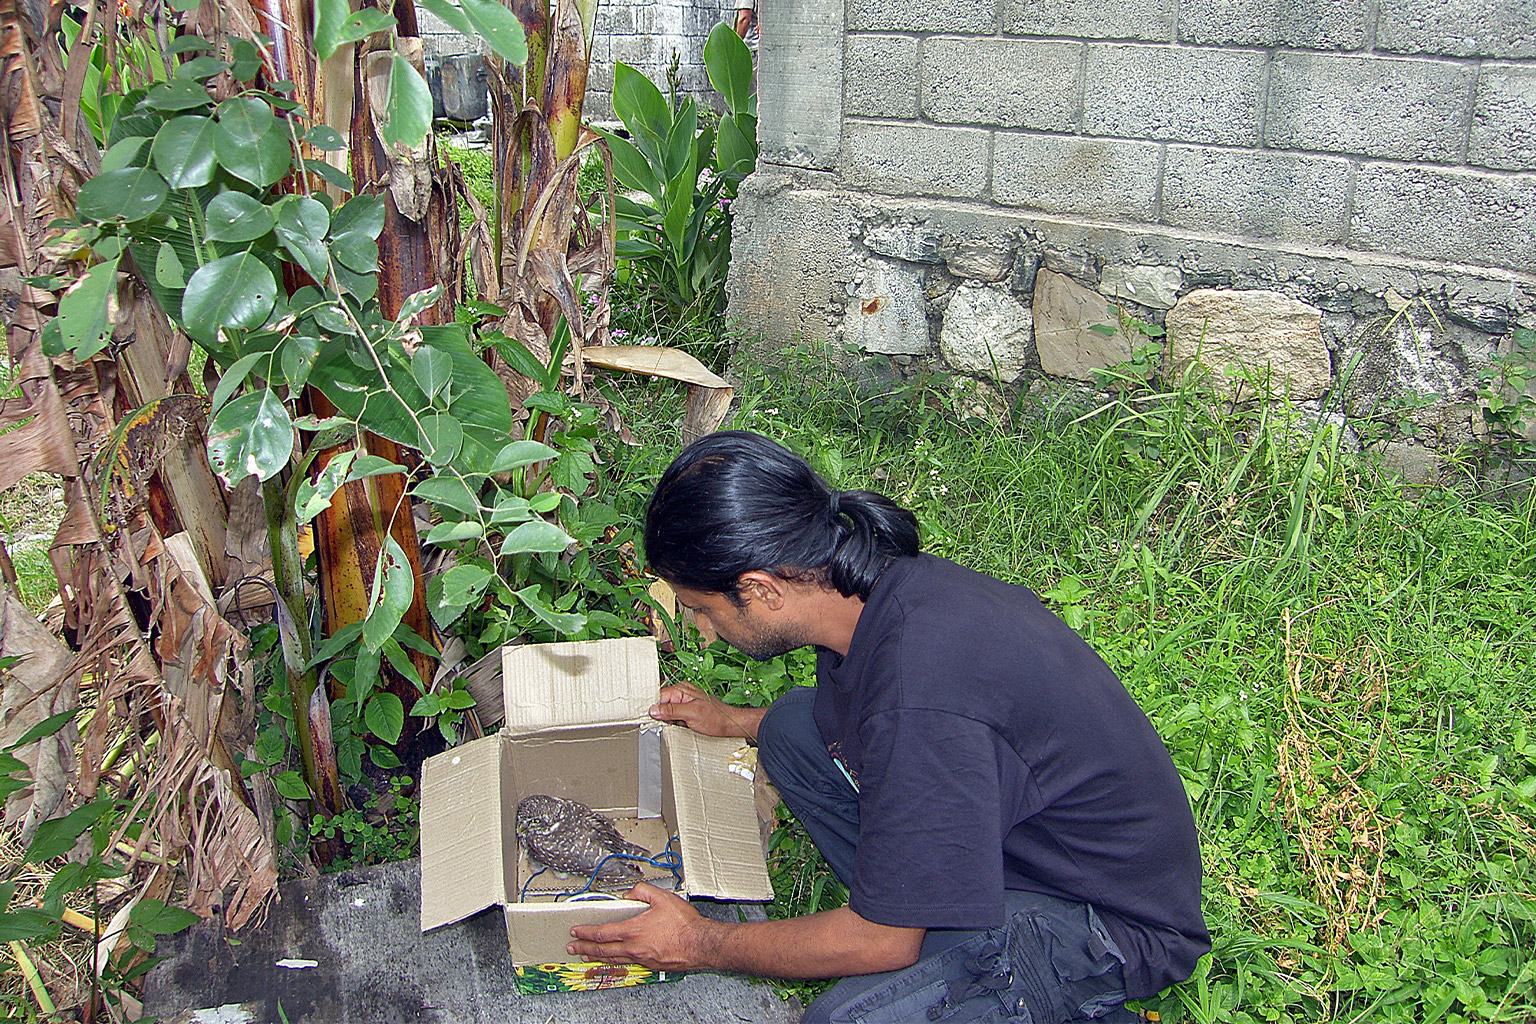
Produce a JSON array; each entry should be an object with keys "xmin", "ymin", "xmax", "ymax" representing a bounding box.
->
[{"xmin": 735, "ymin": 571, "xmax": 787, "ymax": 609}]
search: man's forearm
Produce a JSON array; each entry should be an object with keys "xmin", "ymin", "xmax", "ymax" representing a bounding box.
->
[{"xmin": 692, "ymin": 907, "xmax": 922, "ymax": 978}]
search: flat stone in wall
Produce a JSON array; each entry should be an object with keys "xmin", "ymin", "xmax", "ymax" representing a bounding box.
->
[
  {"xmin": 1033, "ymin": 271, "xmax": 1133, "ymax": 381},
  {"xmin": 1099, "ymin": 265, "xmax": 1182, "ymax": 310},
  {"xmin": 1166, "ymin": 289, "xmax": 1331, "ymax": 401},
  {"xmin": 843, "ymin": 259, "xmax": 933, "ymax": 355},
  {"xmin": 1083, "ymin": 45, "xmax": 1267, "ymax": 147},
  {"xmin": 760, "ymin": 0, "xmax": 844, "ymax": 169},
  {"xmin": 939, "ymin": 284, "xmax": 1034, "ymax": 379},
  {"xmin": 946, "ymin": 239, "xmax": 1013, "ymax": 282},
  {"xmin": 1264, "ymin": 54, "xmax": 1478, "ymax": 163}
]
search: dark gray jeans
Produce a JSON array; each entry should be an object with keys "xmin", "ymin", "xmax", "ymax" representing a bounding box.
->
[{"xmin": 757, "ymin": 688, "xmax": 1136, "ymax": 1024}]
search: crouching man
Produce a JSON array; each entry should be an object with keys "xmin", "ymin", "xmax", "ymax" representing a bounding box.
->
[{"xmin": 567, "ymin": 431, "xmax": 1209, "ymax": 1023}]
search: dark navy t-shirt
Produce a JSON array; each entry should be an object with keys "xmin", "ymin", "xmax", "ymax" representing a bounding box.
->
[{"xmin": 813, "ymin": 554, "xmax": 1209, "ymax": 999}]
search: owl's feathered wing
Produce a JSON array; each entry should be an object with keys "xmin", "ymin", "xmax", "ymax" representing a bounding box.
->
[{"xmin": 522, "ymin": 797, "xmax": 652, "ymax": 885}]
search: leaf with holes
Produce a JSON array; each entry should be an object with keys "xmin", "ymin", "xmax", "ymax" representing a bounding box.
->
[
  {"xmin": 57, "ymin": 257, "xmax": 119, "ymax": 358},
  {"xmin": 380, "ymin": 56, "xmax": 432, "ymax": 149},
  {"xmin": 151, "ymin": 115, "xmax": 218, "ymax": 188},
  {"xmin": 206, "ymin": 388, "xmax": 294, "ymax": 485},
  {"xmin": 281, "ymin": 332, "xmax": 323, "ymax": 390},
  {"xmin": 181, "ymin": 251, "xmax": 278, "ymax": 343},
  {"xmin": 498, "ymin": 519, "xmax": 574, "ymax": 556},
  {"xmin": 204, "ymin": 192, "xmax": 276, "ymax": 242},
  {"xmin": 511, "ymin": 585, "xmax": 587, "ymax": 635},
  {"xmin": 362, "ymin": 538, "xmax": 414, "ymax": 652},
  {"xmin": 459, "ymin": 0, "xmax": 527, "ymax": 64},
  {"xmin": 76, "ymin": 167, "xmax": 169, "ymax": 223},
  {"xmin": 275, "ymin": 196, "xmax": 330, "ymax": 280},
  {"xmin": 428, "ymin": 564, "xmax": 492, "ymax": 628},
  {"xmin": 214, "ymin": 98, "xmax": 292, "ymax": 187},
  {"xmin": 155, "ymin": 242, "xmax": 185, "ymax": 289},
  {"xmin": 295, "ymin": 449, "xmax": 356, "ymax": 524}
]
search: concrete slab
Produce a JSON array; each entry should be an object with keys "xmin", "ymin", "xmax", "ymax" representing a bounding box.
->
[{"xmin": 143, "ymin": 859, "xmax": 802, "ymax": 1024}]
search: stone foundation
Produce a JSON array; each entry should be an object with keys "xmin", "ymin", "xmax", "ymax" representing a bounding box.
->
[{"xmin": 727, "ymin": 0, "xmax": 1536, "ymax": 468}]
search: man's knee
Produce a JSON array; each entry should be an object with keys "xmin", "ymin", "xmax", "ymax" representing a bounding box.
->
[{"xmin": 757, "ymin": 687, "xmax": 816, "ymax": 755}]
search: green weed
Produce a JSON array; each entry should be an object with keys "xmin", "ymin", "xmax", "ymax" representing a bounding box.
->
[{"xmin": 601, "ymin": 341, "xmax": 1536, "ymax": 1023}]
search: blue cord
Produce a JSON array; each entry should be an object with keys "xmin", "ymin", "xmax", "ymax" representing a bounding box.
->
[
  {"xmin": 556, "ymin": 836, "xmax": 685, "ymax": 901},
  {"xmin": 519, "ymin": 865, "xmax": 549, "ymax": 903},
  {"xmin": 520, "ymin": 836, "xmax": 685, "ymax": 903}
]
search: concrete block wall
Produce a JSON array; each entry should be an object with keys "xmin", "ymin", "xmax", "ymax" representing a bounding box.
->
[
  {"xmin": 728, "ymin": 0, "xmax": 1536, "ymax": 469},
  {"xmin": 414, "ymin": 0, "xmax": 734, "ymax": 122},
  {"xmin": 834, "ymin": 0, "xmax": 1536, "ymax": 270}
]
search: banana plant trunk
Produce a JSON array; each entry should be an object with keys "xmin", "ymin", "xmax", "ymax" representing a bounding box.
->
[{"xmin": 305, "ymin": 0, "xmax": 455, "ymax": 757}]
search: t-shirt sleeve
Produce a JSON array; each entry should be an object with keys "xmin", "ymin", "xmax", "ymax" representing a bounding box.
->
[{"xmin": 847, "ymin": 708, "xmax": 1009, "ymax": 930}]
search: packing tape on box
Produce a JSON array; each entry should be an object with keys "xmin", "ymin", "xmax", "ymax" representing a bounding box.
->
[{"xmin": 638, "ymin": 723, "xmax": 662, "ymax": 818}]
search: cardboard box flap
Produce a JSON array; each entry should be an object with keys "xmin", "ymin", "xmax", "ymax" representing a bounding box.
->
[
  {"xmin": 502, "ymin": 638, "xmax": 659, "ymax": 734},
  {"xmin": 420, "ymin": 733, "xmax": 507, "ymax": 931},
  {"xmin": 663, "ymin": 727, "xmax": 775, "ymax": 901},
  {"xmin": 504, "ymin": 900, "xmax": 648, "ymax": 965}
]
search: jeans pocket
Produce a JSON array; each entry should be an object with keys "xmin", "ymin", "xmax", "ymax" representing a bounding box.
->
[
  {"xmin": 843, "ymin": 933, "xmax": 1015, "ymax": 1024},
  {"xmin": 1007, "ymin": 905, "xmax": 1129, "ymax": 1022}
]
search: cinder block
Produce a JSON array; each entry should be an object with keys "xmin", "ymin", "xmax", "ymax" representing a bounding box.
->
[
  {"xmin": 1083, "ymin": 45, "xmax": 1265, "ymax": 146},
  {"xmin": 1375, "ymin": 0, "xmax": 1536, "ymax": 58},
  {"xmin": 845, "ymin": 35, "xmax": 920, "ymax": 119},
  {"xmin": 759, "ymin": 0, "xmax": 843, "ymax": 170},
  {"xmin": 1265, "ymin": 53, "xmax": 1476, "ymax": 162},
  {"xmin": 612, "ymin": 35, "xmax": 666, "ymax": 68},
  {"xmin": 414, "ymin": 8, "xmax": 459, "ymax": 35},
  {"xmin": 922, "ymin": 39, "xmax": 1081, "ymax": 131},
  {"xmin": 841, "ymin": 121, "xmax": 991, "ymax": 199},
  {"xmin": 1350, "ymin": 163, "xmax": 1536, "ymax": 271},
  {"xmin": 1177, "ymin": 0, "xmax": 1369, "ymax": 49},
  {"xmin": 993, "ymin": 133, "xmax": 1161, "ymax": 220},
  {"xmin": 848, "ymin": 0, "xmax": 995, "ymax": 34},
  {"xmin": 1470, "ymin": 65, "xmax": 1536, "ymax": 171},
  {"xmin": 1161, "ymin": 146, "xmax": 1353, "ymax": 245},
  {"xmin": 1002, "ymin": 0, "xmax": 1175, "ymax": 41}
]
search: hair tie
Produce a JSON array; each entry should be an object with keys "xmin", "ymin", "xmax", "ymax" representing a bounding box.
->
[{"xmin": 828, "ymin": 491, "xmax": 843, "ymax": 518}]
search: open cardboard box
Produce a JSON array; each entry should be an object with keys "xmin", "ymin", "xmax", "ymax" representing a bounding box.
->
[{"xmin": 419, "ymin": 637, "xmax": 772, "ymax": 983}]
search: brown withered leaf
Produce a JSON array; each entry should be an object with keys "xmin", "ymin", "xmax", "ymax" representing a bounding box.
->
[{"xmin": 0, "ymin": 589, "xmax": 80, "ymax": 842}]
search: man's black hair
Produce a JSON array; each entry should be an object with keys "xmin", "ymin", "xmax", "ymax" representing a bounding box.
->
[{"xmin": 644, "ymin": 431, "xmax": 921, "ymax": 601}]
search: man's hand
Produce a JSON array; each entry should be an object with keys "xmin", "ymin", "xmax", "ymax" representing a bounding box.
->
[
  {"xmin": 571, "ymin": 889, "xmax": 925, "ymax": 979},
  {"xmin": 568, "ymin": 882, "xmax": 715, "ymax": 970},
  {"xmin": 649, "ymin": 683, "xmax": 768, "ymax": 741}
]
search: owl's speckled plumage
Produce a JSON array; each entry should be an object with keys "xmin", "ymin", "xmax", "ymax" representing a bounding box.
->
[{"xmin": 514, "ymin": 794, "xmax": 651, "ymax": 885}]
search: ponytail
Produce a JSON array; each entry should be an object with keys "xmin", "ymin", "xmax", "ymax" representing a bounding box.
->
[{"xmin": 645, "ymin": 432, "xmax": 920, "ymax": 601}]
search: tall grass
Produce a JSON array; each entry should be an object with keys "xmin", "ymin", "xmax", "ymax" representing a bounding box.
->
[{"xmin": 597, "ymin": 341, "xmax": 1536, "ymax": 1023}]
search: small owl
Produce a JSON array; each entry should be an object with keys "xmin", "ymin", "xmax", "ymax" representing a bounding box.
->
[{"xmin": 514, "ymin": 794, "xmax": 652, "ymax": 886}]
